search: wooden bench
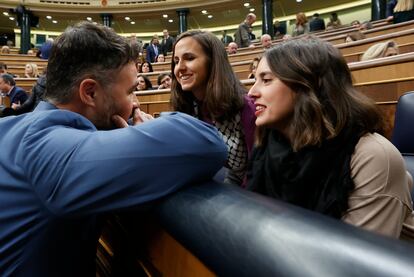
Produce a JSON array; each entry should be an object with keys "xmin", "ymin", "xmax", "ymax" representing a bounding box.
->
[
  {"xmin": 140, "ymin": 71, "xmax": 170, "ymax": 86},
  {"xmin": 343, "ymin": 41, "xmax": 414, "ymax": 62},
  {"xmin": 326, "ymin": 19, "xmax": 414, "ymax": 45},
  {"xmin": 149, "ymin": 23, "xmax": 414, "ymax": 77},
  {"xmin": 14, "ymin": 78, "xmax": 38, "ymax": 92},
  {"xmin": 155, "ymin": 27, "xmax": 414, "ymax": 73},
  {"xmin": 0, "ymin": 55, "xmax": 48, "ymax": 67},
  {"xmin": 246, "ymin": 19, "xmax": 390, "ymax": 52},
  {"xmin": 135, "ymin": 89, "xmax": 171, "ymax": 116},
  {"xmin": 337, "ymin": 28, "xmax": 414, "ymax": 55}
]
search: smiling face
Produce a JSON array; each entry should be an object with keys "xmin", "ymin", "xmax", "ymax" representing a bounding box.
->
[
  {"xmin": 248, "ymin": 58, "xmax": 296, "ymax": 136},
  {"xmin": 173, "ymin": 36, "xmax": 209, "ymax": 100},
  {"xmin": 136, "ymin": 76, "xmax": 147, "ymax": 90}
]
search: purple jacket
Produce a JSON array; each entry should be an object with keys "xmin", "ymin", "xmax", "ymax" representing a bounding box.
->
[{"xmin": 241, "ymin": 94, "xmax": 256, "ymax": 158}]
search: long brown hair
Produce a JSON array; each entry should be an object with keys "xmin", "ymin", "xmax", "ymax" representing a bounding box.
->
[
  {"xmin": 257, "ymin": 37, "xmax": 384, "ymax": 151},
  {"xmin": 170, "ymin": 30, "xmax": 245, "ymax": 122}
]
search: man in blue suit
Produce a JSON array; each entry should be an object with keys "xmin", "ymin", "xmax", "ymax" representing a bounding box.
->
[
  {"xmin": 0, "ymin": 73, "xmax": 28, "ymax": 109},
  {"xmin": 0, "ymin": 21, "xmax": 227, "ymax": 276},
  {"xmin": 146, "ymin": 35, "xmax": 160, "ymax": 63}
]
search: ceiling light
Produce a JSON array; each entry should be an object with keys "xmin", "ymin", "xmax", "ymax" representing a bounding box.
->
[
  {"xmin": 208, "ymin": 15, "xmax": 213, "ymax": 18},
  {"xmin": 9, "ymin": 17, "xmax": 14, "ymax": 21},
  {"xmin": 3, "ymin": 12, "xmax": 9, "ymax": 16},
  {"xmin": 131, "ymin": 21, "xmax": 135, "ymax": 24},
  {"xmin": 201, "ymin": 10, "xmax": 207, "ymax": 14},
  {"xmin": 163, "ymin": 14, "xmax": 168, "ymax": 18},
  {"xmin": 244, "ymin": 3, "xmax": 250, "ymax": 7},
  {"xmin": 46, "ymin": 15, "xmax": 52, "ymax": 19},
  {"xmin": 86, "ymin": 17, "xmax": 92, "ymax": 21},
  {"xmin": 168, "ymin": 19, "xmax": 173, "ymax": 23},
  {"xmin": 52, "ymin": 20, "xmax": 58, "ymax": 24},
  {"xmin": 296, "ymin": 0, "xmax": 302, "ymax": 2},
  {"xmin": 250, "ymin": 8, "xmax": 255, "ymax": 12},
  {"xmin": 125, "ymin": 16, "xmax": 130, "ymax": 21}
]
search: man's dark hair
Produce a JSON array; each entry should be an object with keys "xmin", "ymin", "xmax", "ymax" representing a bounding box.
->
[
  {"xmin": 45, "ymin": 21, "xmax": 139, "ymax": 104},
  {"xmin": 0, "ymin": 74, "xmax": 15, "ymax": 86}
]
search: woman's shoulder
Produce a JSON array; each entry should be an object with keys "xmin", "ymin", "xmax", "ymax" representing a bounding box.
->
[
  {"xmin": 352, "ymin": 133, "xmax": 405, "ymax": 175},
  {"xmin": 354, "ymin": 133, "xmax": 401, "ymax": 162},
  {"xmin": 351, "ymin": 133, "xmax": 411, "ymax": 201}
]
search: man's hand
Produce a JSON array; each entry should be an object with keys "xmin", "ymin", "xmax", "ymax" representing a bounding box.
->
[
  {"xmin": 11, "ymin": 101, "xmax": 21, "ymax": 110},
  {"xmin": 111, "ymin": 101, "xmax": 154, "ymax": 128},
  {"xmin": 130, "ymin": 106, "xmax": 154, "ymax": 125}
]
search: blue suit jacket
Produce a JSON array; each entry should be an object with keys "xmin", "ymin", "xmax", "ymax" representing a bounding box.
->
[
  {"xmin": 145, "ymin": 44, "xmax": 159, "ymax": 63},
  {"xmin": 0, "ymin": 101, "xmax": 227, "ymax": 276},
  {"xmin": 9, "ymin": 86, "xmax": 28, "ymax": 105}
]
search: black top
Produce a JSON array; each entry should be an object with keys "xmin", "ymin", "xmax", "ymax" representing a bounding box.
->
[{"xmin": 393, "ymin": 9, "xmax": 414, "ymax": 24}]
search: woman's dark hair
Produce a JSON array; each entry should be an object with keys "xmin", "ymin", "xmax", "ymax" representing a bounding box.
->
[
  {"xmin": 170, "ymin": 30, "xmax": 245, "ymax": 122},
  {"xmin": 137, "ymin": 74, "xmax": 153, "ymax": 90},
  {"xmin": 138, "ymin": 61, "xmax": 153, "ymax": 73},
  {"xmin": 257, "ymin": 37, "xmax": 384, "ymax": 151}
]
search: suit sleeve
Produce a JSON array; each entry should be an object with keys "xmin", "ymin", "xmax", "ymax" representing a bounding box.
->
[
  {"xmin": 21, "ymin": 112, "xmax": 227, "ymax": 216},
  {"xmin": 13, "ymin": 89, "xmax": 28, "ymax": 104},
  {"xmin": 145, "ymin": 48, "xmax": 151, "ymax": 63}
]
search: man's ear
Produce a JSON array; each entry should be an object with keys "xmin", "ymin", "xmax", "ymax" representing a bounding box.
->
[{"xmin": 79, "ymin": 79, "xmax": 99, "ymax": 107}]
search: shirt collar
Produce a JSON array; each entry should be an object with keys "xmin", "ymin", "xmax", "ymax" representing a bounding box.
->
[{"xmin": 6, "ymin": 86, "xmax": 14, "ymax": 96}]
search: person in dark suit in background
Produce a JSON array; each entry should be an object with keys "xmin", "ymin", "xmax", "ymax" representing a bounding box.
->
[
  {"xmin": 248, "ymin": 27, "xmax": 256, "ymax": 41},
  {"xmin": 309, "ymin": 13, "xmax": 326, "ymax": 32},
  {"xmin": 14, "ymin": 73, "xmax": 46, "ymax": 115},
  {"xmin": 221, "ymin": 30, "xmax": 233, "ymax": 46},
  {"xmin": 160, "ymin": 29, "xmax": 174, "ymax": 56},
  {"xmin": 0, "ymin": 73, "xmax": 28, "ymax": 109},
  {"xmin": 146, "ymin": 35, "xmax": 160, "ymax": 63},
  {"xmin": 386, "ymin": 0, "xmax": 398, "ymax": 21},
  {"xmin": 393, "ymin": 0, "xmax": 414, "ymax": 24},
  {"xmin": 273, "ymin": 20, "xmax": 287, "ymax": 39}
]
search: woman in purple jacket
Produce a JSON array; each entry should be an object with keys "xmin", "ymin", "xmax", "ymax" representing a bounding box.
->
[{"xmin": 170, "ymin": 30, "xmax": 256, "ymax": 186}]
